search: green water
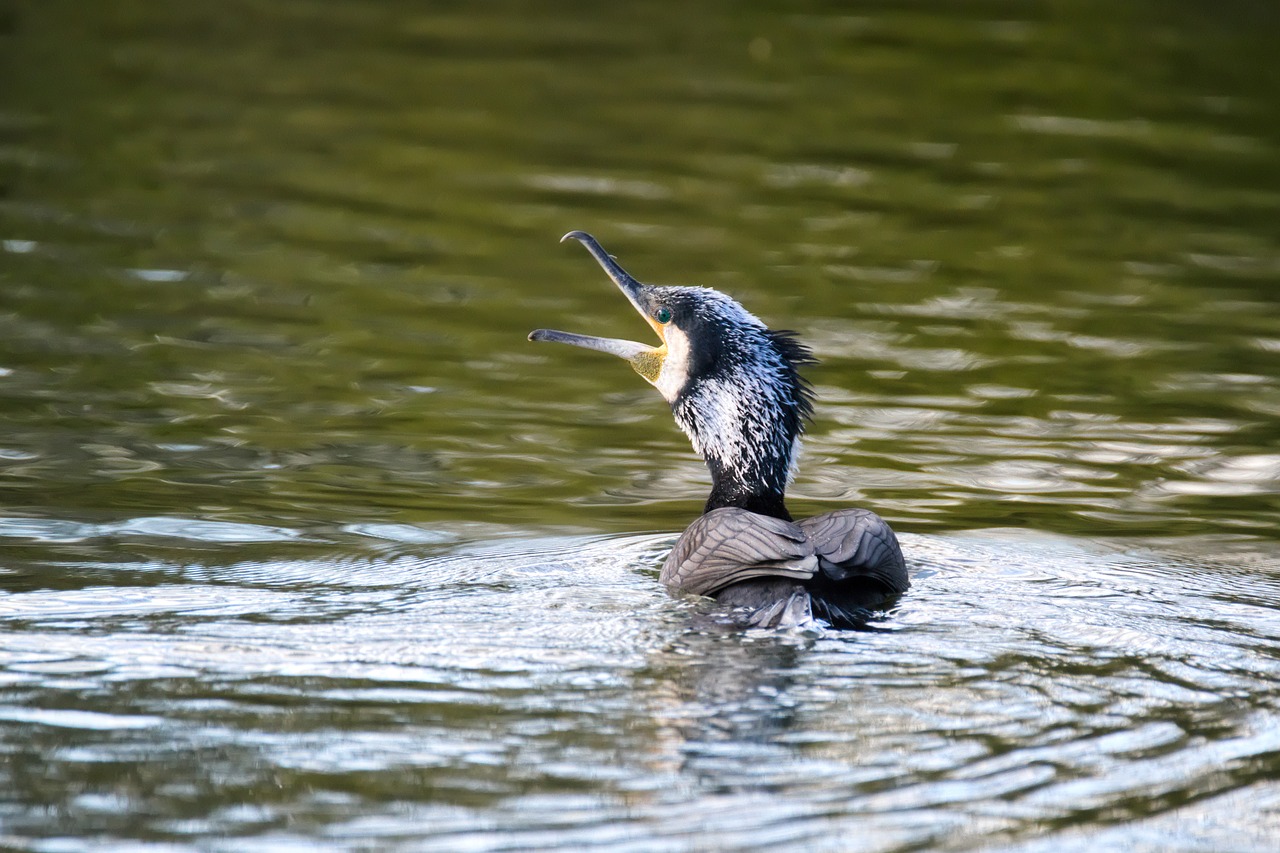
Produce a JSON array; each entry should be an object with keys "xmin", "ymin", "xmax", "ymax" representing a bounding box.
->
[{"xmin": 2, "ymin": 1, "xmax": 1279, "ymax": 849}]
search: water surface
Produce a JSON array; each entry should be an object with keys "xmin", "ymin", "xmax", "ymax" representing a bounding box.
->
[{"xmin": 2, "ymin": 1, "xmax": 1279, "ymax": 849}]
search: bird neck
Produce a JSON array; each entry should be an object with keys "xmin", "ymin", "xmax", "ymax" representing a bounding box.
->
[
  {"xmin": 662, "ymin": 325, "xmax": 814, "ymax": 526},
  {"xmin": 704, "ymin": 473, "xmax": 792, "ymax": 521},
  {"xmin": 671, "ymin": 384, "xmax": 801, "ymax": 523}
]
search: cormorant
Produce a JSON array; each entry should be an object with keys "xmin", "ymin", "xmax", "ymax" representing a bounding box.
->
[{"xmin": 529, "ymin": 231, "xmax": 908, "ymax": 629}]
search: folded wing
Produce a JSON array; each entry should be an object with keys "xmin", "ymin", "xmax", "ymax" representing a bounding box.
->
[
  {"xmin": 660, "ymin": 507, "xmax": 818, "ymax": 597},
  {"xmin": 798, "ymin": 508, "xmax": 909, "ymax": 595}
]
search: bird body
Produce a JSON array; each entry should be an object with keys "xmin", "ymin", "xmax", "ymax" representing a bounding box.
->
[
  {"xmin": 663, "ymin": 507, "xmax": 905, "ymax": 628},
  {"xmin": 530, "ymin": 232, "xmax": 908, "ymax": 629}
]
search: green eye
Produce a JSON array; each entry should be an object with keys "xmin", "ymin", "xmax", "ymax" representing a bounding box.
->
[{"xmin": 655, "ymin": 307, "xmax": 672, "ymax": 324}]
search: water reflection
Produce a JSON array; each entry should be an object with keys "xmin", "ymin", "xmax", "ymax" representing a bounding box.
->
[{"xmin": 640, "ymin": 633, "xmax": 809, "ymax": 783}]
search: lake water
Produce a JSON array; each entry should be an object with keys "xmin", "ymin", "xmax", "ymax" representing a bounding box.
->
[{"xmin": 2, "ymin": 1, "xmax": 1279, "ymax": 849}]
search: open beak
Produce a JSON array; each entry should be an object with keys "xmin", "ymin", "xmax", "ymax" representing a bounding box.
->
[{"xmin": 528, "ymin": 232, "xmax": 667, "ymax": 381}]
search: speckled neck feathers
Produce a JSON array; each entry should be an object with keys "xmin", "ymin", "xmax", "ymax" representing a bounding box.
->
[{"xmin": 650, "ymin": 286, "xmax": 815, "ymax": 521}]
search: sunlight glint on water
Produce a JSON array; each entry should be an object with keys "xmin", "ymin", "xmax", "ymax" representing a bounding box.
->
[{"xmin": 1, "ymin": 0, "xmax": 1279, "ymax": 850}]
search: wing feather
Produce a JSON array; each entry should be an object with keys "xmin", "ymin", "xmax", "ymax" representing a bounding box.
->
[
  {"xmin": 798, "ymin": 509, "xmax": 909, "ymax": 594},
  {"xmin": 661, "ymin": 507, "xmax": 817, "ymax": 597}
]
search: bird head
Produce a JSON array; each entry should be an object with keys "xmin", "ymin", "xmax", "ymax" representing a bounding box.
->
[{"xmin": 529, "ymin": 231, "xmax": 815, "ymax": 520}]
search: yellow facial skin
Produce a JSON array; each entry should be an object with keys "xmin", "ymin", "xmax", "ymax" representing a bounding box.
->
[
  {"xmin": 628, "ymin": 307, "xmax": 677, "ymax": 383},
  {"xmin": 629, "ymin": 346, "xmax": 667, "ymax": 382}
]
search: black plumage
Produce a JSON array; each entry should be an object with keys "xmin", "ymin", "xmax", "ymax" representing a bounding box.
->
[{"xmin": 530, "ymin": 232, "xmax": 908, "ymax": 629}]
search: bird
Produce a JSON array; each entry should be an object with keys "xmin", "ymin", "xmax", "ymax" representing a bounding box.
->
[{"xmin": 529, "ymin": 231, "xmax": 908, "ymax": 629}]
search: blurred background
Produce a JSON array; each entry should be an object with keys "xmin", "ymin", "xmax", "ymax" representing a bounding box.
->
[
  {"xmin": 2, "ymin": 1, "xmax": 1279, "ymax": 850},
  {"xmin": 3, "ymin": 0, "xmax": 1278, "ymax": 539}
]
